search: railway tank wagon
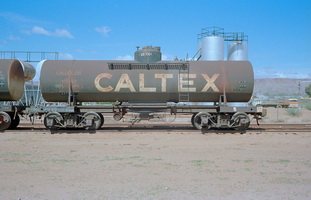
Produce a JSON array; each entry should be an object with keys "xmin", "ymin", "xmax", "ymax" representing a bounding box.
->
[{"xmin": 39, "ymin": 51, "xmax": 262, "ymax": 130}]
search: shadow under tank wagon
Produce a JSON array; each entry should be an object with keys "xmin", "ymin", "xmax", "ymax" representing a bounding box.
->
[{"xmin": 40, "ymin": 46, "xmax": 263, "ymax": 130}]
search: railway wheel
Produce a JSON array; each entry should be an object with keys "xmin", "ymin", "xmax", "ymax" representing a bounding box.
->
[
  {"xmin": 193, "ymin": 112, "xmax": 212, "ymax": 130},
  {"xmin": 191, "ymin": 113, "xmax": 197, "ymax": 128},
  {"xmin": 44, "ymin": 112, "xmax": 64, "ymax": 129},
  {"xmin": 98, "ymin": 113, "xmax": 104, "ymax": 127},
  {"xmin": 231, "ymin": 112, "xmax": 250, "ymax": 130},
  {"xmin": 0, "ymin": 112, "xmax": 11, "ymax": 131},
  {"xmin": 83, "ymin": 112, "xmax": 102, "ymax": 130},
  {"xmin": 9, "ymin": 114, "xmax": 20, "ymax": 129}
]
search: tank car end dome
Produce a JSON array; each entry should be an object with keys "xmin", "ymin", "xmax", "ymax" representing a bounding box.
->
[
  {"xmin": 19, "ymin": 61, "xmax": 36, "ymax": 82},
  {"xmin": 0, "ymin": 59, "xmax": 25, "ymax": 101}
]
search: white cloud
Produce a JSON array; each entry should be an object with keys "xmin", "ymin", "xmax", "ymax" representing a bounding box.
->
[
  {"xmin": 23, "ymin": 26, "xmax": 74, "ymax": 39},
  {"xmin": 162, "ymin": 54, "xmax": 174, "ymax": 61},
  {"xmin": 54, "ymin": 29, "xmax": 74, "ymax": 38},
  {"xmin": 0, "ymin": 12, "xmax": 44, "ymax": 24},
  {"xmin": 7, "ymin": 35, "xmax": 21, "ymax": 40},
  {"xmin": 95, "ymin": 26, "xmax": 111, "ymax": 37},
  {"xmin": 115, "ymin": 55, "xmax": 133, "ymax": 60},
  {"xmin": 0, "ymin": 40, "xmax": 8, "ymax": 45},
  {"xmin": 20, "ymin": 30, "xmax": 31, "ymax": 35},
  {"xmin": 59, "ymin": 53, "xmax": 74, "ymax": 60},
  {"xmin": 76, "ymin": 49, "xmax": 84, "ymax": 54},
  {"xmin": 90, "ymin": 50, "xmax": 98, "ymax": 55},
  {"xmin": 32, "ymin": 26, "xmax": 50, "ymax": 36}
]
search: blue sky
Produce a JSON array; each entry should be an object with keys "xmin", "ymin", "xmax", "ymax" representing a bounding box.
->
[{"xmin": 0, "ymin": 0, "xmax": 310, "ymax": 79}]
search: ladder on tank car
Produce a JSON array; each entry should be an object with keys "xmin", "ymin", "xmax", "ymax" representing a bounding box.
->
[{"xmin": 178, "ymin": 63, "xmax": 190, "ymax": 103}]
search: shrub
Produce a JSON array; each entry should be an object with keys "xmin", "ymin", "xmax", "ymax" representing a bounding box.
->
[
  {"xmin": 304, "ymin": 102, "xmax": 311, "ymax": 111},
  {"xmin": 286, "ymin": 108, "xmax": 301, "ymax": 116},
  {"xmin": 305, "ymin": 84, "xmax": 311, "ymax": 97}
]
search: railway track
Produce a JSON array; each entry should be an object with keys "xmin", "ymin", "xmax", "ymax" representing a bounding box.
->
[
  {"xmin": 247, "ymin": 124, "xmax": 311, "ymax": 133},
  {"xmin": 2, "ymin": 123, "xmax": 310, "ymax": 134}
]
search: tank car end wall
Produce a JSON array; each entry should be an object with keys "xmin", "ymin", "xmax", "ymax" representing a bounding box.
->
[{"xmin": 0, "ymin": 59, "xmax": 25, "ymax": 101}]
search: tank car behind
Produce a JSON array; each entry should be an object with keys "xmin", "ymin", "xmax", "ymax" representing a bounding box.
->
[{"xmin": 0, "ymin": 59, "xmax": 36, "ymax": 130}]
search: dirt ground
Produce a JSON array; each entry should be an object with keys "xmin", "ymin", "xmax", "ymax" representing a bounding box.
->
[{"xmin": 0, "ymin": 107, "xmax": 311, "ymax": 200}]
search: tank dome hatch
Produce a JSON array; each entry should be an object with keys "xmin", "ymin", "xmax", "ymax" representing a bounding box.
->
[{"xmin": 134, "ymin": 46, "xmax": 162, "ymax": 63}]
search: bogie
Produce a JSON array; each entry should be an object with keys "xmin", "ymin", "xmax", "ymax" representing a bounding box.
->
[
  {"xmin": 191, "ymin": 112, "xmax": 251, "ymax": 130},
  {"xmin": 43, "ymin": 112, "xmax": 103, "ymax": 130}
]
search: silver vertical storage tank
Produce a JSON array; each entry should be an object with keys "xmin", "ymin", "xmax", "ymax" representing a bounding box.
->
[
  {"xmin": 227, "ymin": 42, "xmax": 248, "ymax": 61},
  {"xmin": 201, "ymin": 36, "xmax": 224, "ymax": 61}
]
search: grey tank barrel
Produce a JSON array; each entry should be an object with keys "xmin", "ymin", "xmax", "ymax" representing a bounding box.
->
[
  {"xmin": 0, "ymin": 59, "xmax": 25, "ymax": 101},
  {"xmin": 40, "ymin": 60, "xmax": 254, "ymax": 103}
]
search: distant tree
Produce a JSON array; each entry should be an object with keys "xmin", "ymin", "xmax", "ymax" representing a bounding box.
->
[{"xmin": 306, "ymin": 84, "xmax": 311, "ymax": 97}]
